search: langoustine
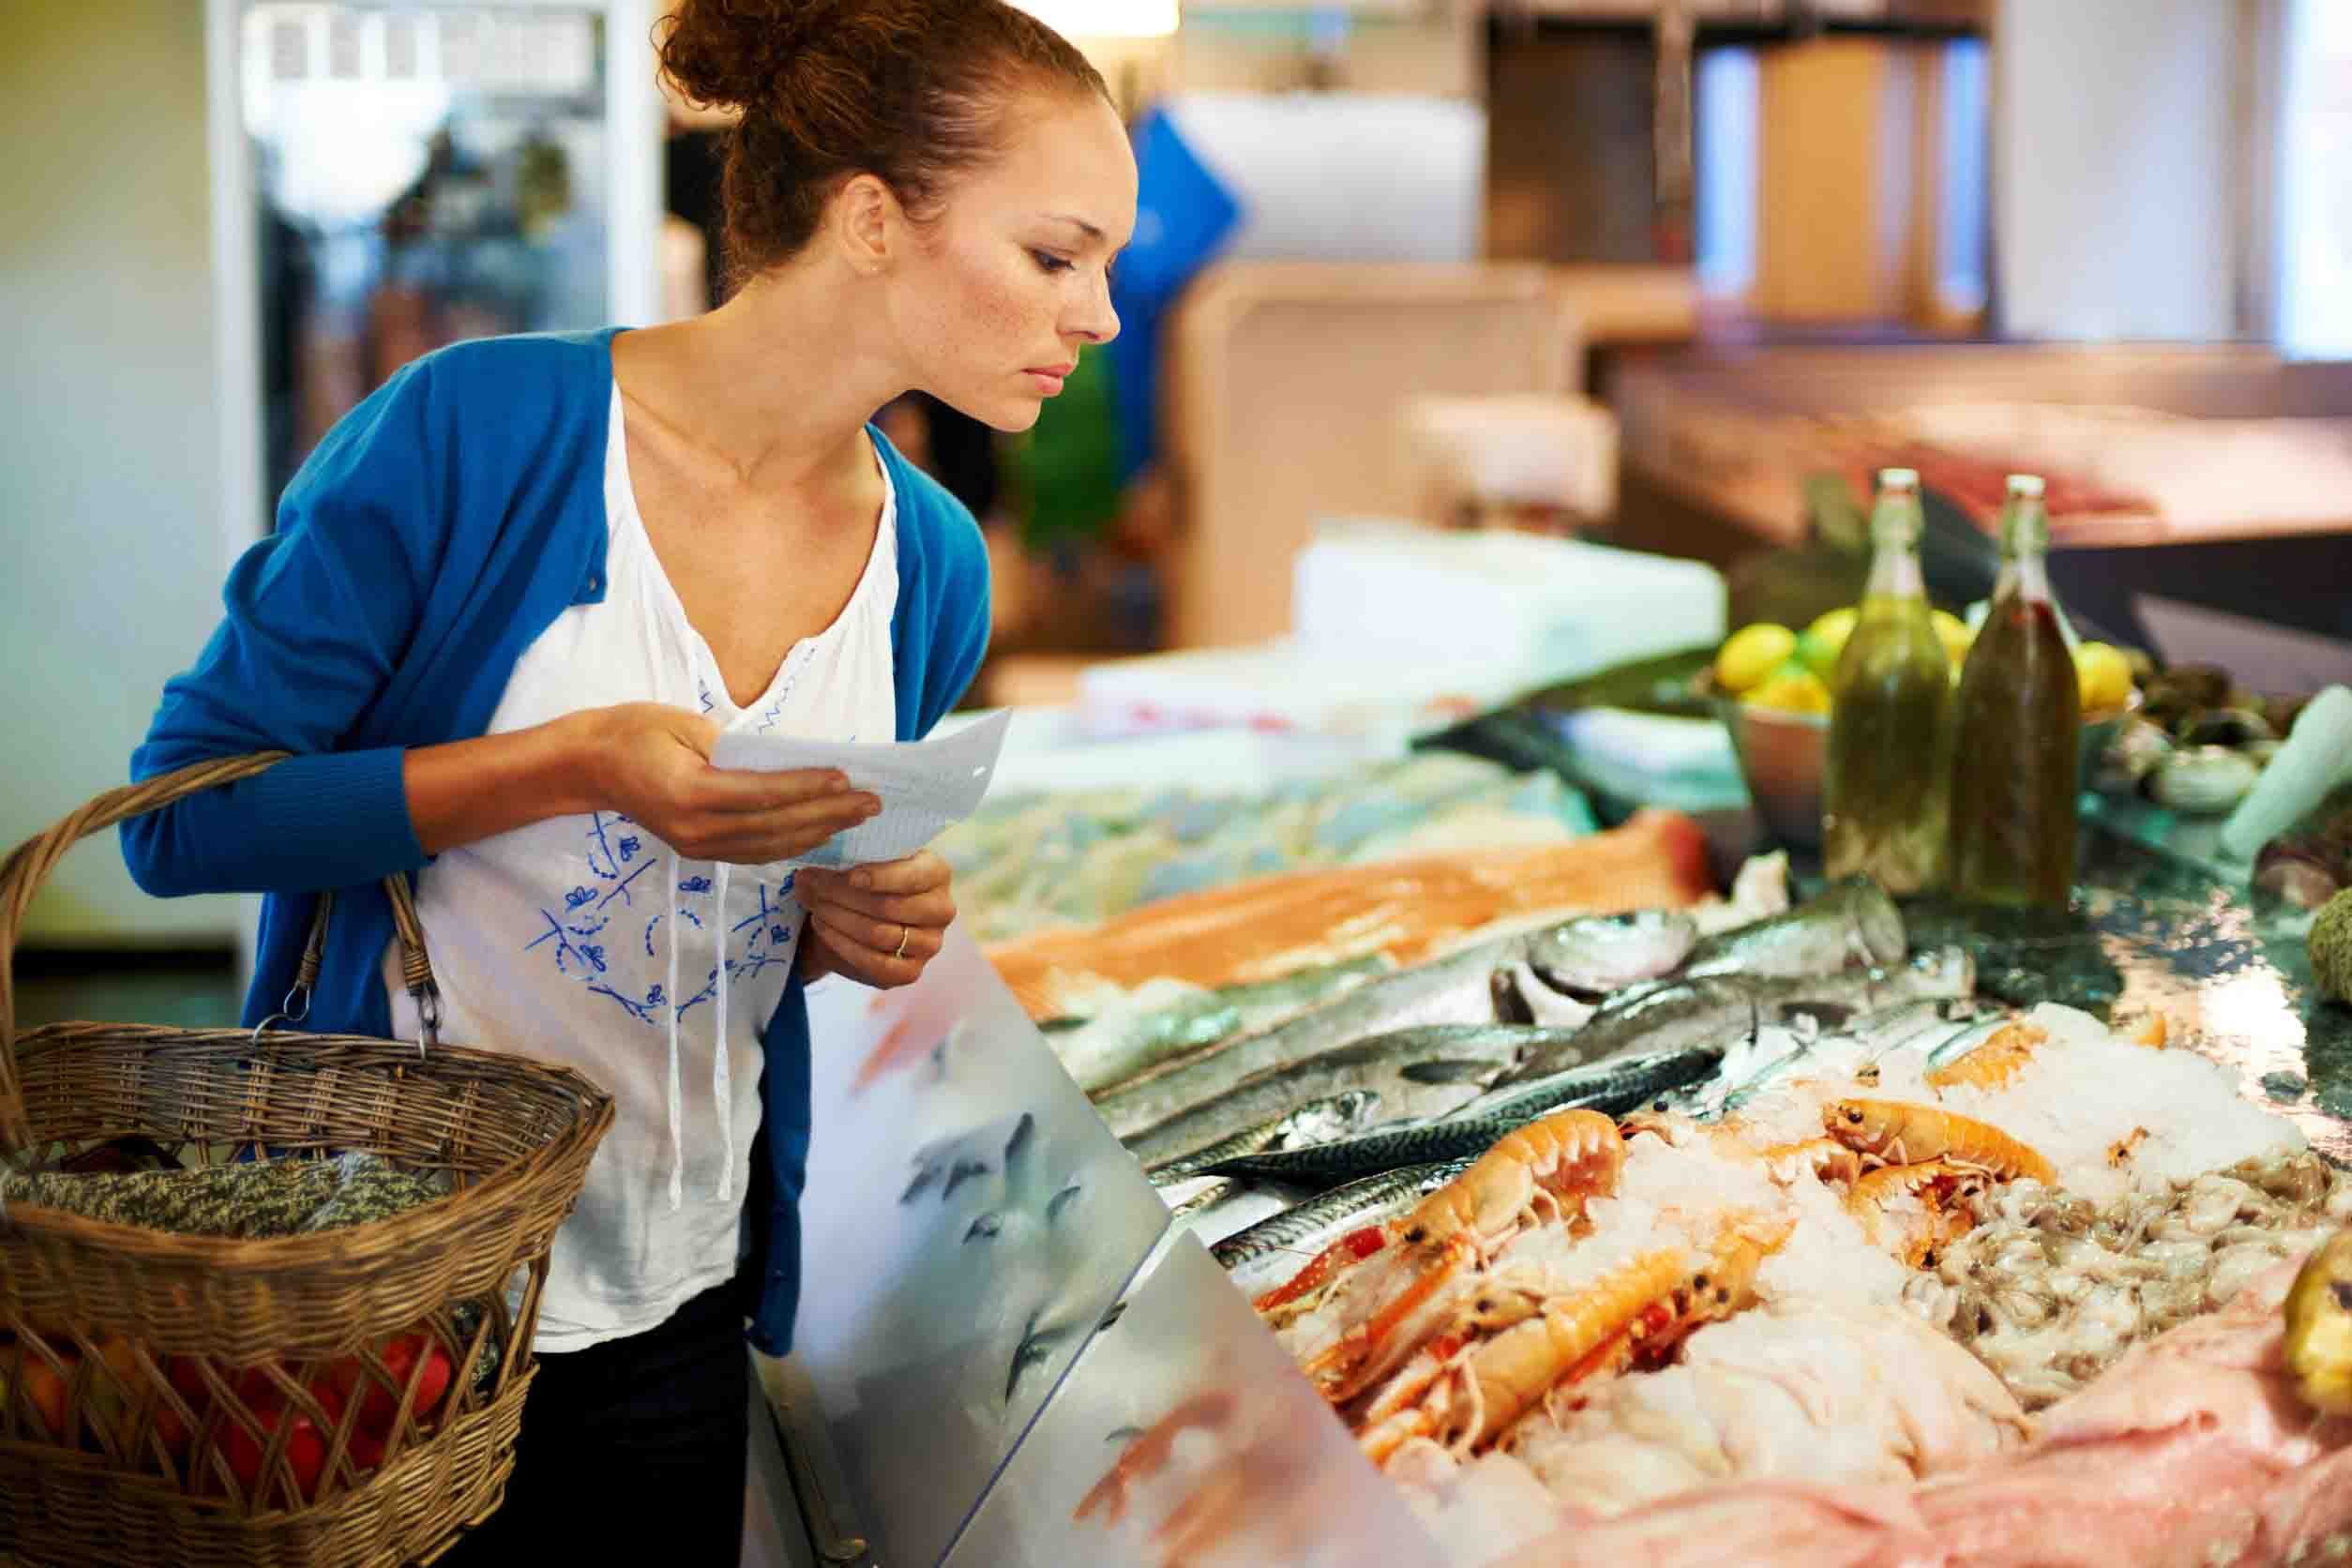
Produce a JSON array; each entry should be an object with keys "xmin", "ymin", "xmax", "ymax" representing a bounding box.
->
[
  {"xmin": 1268, "ymin": 1108, "xmax": 1626, "ymax": 1406},
  {"xmin": 1354, "ymin": 1215, "xmax": 1789, "ymax": 1465},
  {"xmin": 1822, "ymin": 1097, "xmax": 2058, "ymax": 1187}
]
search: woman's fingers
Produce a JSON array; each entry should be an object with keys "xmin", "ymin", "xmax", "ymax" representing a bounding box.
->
[
  {"xmin": 687, "ymin": 765, "xmax": 864, "ymax": 814},
  {"xmin": 828, "ymin": 851, "xmax": 950, "ymax": 897},
  {"xmin": 792, "ymin": 873, "xmax": 955, "ymax": 930},
  {"xmin": 806, "ymin": 907, "xmax": 929, "ymax": 987},
  {"xmin": 671, "ymin": 793, "xmax": 878, "ymax": 861},
  {"xmin": 802, "ymin": 898, "xmax": 942, "ymax": 961}
]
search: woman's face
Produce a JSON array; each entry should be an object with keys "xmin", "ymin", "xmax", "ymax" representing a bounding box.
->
[{"xmin": 886, "ymin": 88, "xmax": 1138, "ymax": 433}]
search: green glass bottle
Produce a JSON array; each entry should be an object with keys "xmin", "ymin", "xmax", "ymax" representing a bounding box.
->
[
  {"xmin": 1824, "ymin": 469, "xmax": 1952, "ymax": 894},
  {"xmin": 1950, "ymin": 475, "xmax": 2082, "ymax": 907}
]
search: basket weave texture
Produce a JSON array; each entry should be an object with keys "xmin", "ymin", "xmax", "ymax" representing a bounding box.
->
[{"xmin": 1, "ymin": 753, "xmax": 615, "ymax": 1567}]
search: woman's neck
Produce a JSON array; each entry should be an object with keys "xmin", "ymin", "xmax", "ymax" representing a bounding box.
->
[{"xmin": 614, "ymin": 260, "xmax": 902, "ymax": 497}]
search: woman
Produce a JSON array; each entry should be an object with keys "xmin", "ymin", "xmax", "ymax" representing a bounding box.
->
[{"xmin": 122, "ymin": 1, "xmax": 1135, "ymax": 1558}]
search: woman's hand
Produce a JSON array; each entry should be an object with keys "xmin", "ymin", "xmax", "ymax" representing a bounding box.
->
[
  {"xmin": 572, "ymin": 703, "xmax": 883, "ymax": 863},
  {"xmin": 794, "ymin": 852, "xmax": 956, "ymax": 989},
  {"xmin": 415, "ymin": 702, "xmax": 868, "ymax": 859}
]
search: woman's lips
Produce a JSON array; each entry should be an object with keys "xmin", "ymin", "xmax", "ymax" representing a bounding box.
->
[{"xmin": 1025, "ymin": 364, "xmax": 1074, "ymax": 395}]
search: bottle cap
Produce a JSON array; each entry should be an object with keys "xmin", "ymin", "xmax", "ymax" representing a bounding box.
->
[
  {"xmin": 1877, "ymin": 468, "xmax": 1920, "ymax": 491},
  {"xmin": 2005, "ymin": 474, "xmax": 2046, "ymax": 498}
]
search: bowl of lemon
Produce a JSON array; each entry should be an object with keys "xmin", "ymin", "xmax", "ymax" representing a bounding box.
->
[{"xmin": 1710, "ymin": 609, "xmax": 2141, "ymax": 849}]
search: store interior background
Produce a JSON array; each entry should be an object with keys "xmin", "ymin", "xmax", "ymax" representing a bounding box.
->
[{"xmin": 6, "ymin": 0, "xmax": 2350, "ymax": 992}]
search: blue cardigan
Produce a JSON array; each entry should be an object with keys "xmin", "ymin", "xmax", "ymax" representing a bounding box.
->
[{"xmin": 121, "ymin": 327, "xmax": 991, "ymax": 1355}]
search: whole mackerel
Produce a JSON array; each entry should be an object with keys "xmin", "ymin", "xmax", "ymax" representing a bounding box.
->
[
  {"xmin": 1166, "ymin": 1179, "xmax": 1316, "ymax": 1252},
  {"xmin": 1492, "ymin": 945, "xmax": 1977, "ymax": 1088},
  {"xmin": 1122, "ymin": 1024, "xmax": 1561, "ymax": 1170},
  {"xmin": 1214, "ymin": 1158, "xmax": 1474, "ymax": 1300},
  {"xmin": 1208, "ymin": 1046, "xmax": 1728, "ymax": 1187},
  {"xmin": 1442, "ymin": 1045, "xmax": 1726, "ymax": 1124},
  {"xmin": 1146, "ymin": 1089, "xmax": 1386, "ymax": 1183},
  {"xmin": 1093, "ymin": 926, "xmax": 1583, "ymax": 1142}
]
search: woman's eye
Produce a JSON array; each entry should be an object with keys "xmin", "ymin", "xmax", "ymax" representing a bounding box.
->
[{"xmin": 1030, "ymin": 249, "xmax": 1074, "ymax": 275}]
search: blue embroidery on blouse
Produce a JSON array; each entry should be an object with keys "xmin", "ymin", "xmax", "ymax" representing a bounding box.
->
[{"xmin": 528, "ymin": 814, "xmax": 803, "ymax": 1026}]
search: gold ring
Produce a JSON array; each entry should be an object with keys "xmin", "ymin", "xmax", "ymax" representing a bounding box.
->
[{"xmin": 895, "ymin": 924, "xmax": 912, "ymax": 960}]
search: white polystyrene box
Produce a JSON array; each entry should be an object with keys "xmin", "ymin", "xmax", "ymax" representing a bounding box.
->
[{"xmin": 1290, "ymin": 519, "xmax": 1728, "ymax": 685}]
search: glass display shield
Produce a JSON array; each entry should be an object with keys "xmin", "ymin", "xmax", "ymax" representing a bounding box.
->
[
  {"xmin": 942, "ymin": 1231, "xmax": 1448, "ymax": 1568},
  {"xmin": 793, "ymin": 926, "xmax": 1175, "ymax": 1565}
]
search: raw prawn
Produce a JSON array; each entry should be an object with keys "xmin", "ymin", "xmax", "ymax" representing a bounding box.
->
[
  {"xmin": 1756, "ymin": 1138, "xmax": 1862, "ymax": 1189},
  {"xmin": 1924, "ymin": 1021, "xmax": 2044, "ymax": 1093},
  {"xmin": 1821, "ymin": 1098, "xmax": 2057, "ymax": 1187},
  {"xmin": 1278, "ymin": 1109, "xmax": 1624, "ymax": 1407},
  {"xmin": 1847, "ymin": 1159, "xmax": 1992, "ymax": 1265},
  {"xmin": 1356, "ymin": 1218, "xmax": 1789, "ymax": 1464}
]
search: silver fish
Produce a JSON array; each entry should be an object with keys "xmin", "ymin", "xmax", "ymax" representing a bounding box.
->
[
  {"xmin": 1495, "ymin": 945, "xmax": 1977, "ymax": 1088},
  {"xmin": 1214, "ymin": 1159, "xmax": 1474, "ymax": 1300},
  {"xmin": 1147, "ymin": 1090, "xmax": 1386, "ymax": 1184},
  {"xmin": 1694, "ymin": 992, "xmax": 1995, "ymax": 1118},
  {"xmin": 1121, "ymin": 1024, "xmax": 1555, "ymax": 1170},
  {"xmin": 1443, "ymin": 1045, "xmax": 1725, "ymax": 1125},
  {"xmin": 1049, "ymin": 996, "xmax": 1244, "ymax": 1095},
  {"xmin": 1203, "ymin": 1122, "xmax": 1518, "ymax": 1188},
  {"xmin": 1093, "ymin": 927, "xmax": 1573, "ymax": 1141},
  {"xmin": 1524, "ymin": 909, "xmax": 1699, "ymax": 995},
  {"xmin": 1058, "ymin": 956, "xmax": 1396, "ymax": 1098},
  {"xmin": 1200, "ymin": 1063, "xmax": 1725, "ymax": 1186},
  {"xmin": 1677, "ymin": 876, "xmax": 1906, "ymax": 981},
  {"xmin": 1166, "ymin": 1179, "xmax": 1316, "ymax": 1252},
  {"xmin": 1492, "ymin": 961, "xmax": 1600, "ymax": 1030}
]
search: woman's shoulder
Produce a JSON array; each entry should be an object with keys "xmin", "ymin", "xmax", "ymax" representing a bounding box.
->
[
  {"xmin": 406, "ymin": 328, "xmax": 621, "ymax": 419},
  {"xmin": 870, "ymin": 424, "xmax": 987, "ymax": 586}
]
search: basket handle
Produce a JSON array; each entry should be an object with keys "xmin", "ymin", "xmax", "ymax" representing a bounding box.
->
[{"xmin": 0, "ymin": 751, "xmax": 439, "ymax": 1154}]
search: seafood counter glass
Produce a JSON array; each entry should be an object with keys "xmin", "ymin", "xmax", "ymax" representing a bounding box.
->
[{"xmin": 787, "ymin": 927, "xmax": 1444, "ymax": 1566}]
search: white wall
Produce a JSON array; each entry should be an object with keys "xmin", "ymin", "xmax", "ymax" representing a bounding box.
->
[
  {"xmin": 1, "ymin": 1, "xmax": 240, "ymax": 944},
  {"xmin": 1993, "ymin": 0, "xmax": 2238, "ymax": 341}
]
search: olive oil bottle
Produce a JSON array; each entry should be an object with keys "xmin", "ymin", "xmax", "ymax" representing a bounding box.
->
[
  {"xmin": 1950, "ymin": 475, "xmax": 2081, "ymax": 906},
  {"xmin": 1824, "ymin": 469, "xmax": 1952, "ymax": 893}
]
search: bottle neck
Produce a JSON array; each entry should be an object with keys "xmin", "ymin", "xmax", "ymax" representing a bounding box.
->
[
  {"xmin": 1864, "ymin": 509, "xmax": 1925, "ymax": 600},
  {"xmin": 1995, "ymin": 499, "xmax": 2053, "ymax": 605},
  {"xmin": 1994, "ymin": 548, "xmax": 2052, "ymax": 605}
]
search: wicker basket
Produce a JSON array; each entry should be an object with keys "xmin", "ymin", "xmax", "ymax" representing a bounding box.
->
[{"xmin": 0, "ymin": 753, "xmax": 615, "ymax": 1568}]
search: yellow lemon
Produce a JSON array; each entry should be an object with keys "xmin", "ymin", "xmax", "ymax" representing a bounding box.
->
[
  {"xmin": 1716, "ymin": 624, "xmax": 1797, "ymax": 695},
  {"xmin": 1798, "ymin": 607, "xmax": 1860, "ymax": 680},
  {"xmin": 2075, "ymin": 641, "xmax": 2133, "ymax": 716},
  {"xmin": 1930, "ymin": 610, "xmax": 1973, "ymax": 669},
  {"xmin": 1747, "ymin": 664, "xmax": 1832, "ymax": 716}
]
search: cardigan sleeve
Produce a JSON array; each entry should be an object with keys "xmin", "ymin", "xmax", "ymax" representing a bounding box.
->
[{"xmin": 120, "ymin": 361, "xmax": 444, "ymax": 897}]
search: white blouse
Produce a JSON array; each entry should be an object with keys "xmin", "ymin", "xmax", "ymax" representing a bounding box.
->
[{"xmin": 386, "ymin": 384, "xmax": 899, "ymax": 1350}]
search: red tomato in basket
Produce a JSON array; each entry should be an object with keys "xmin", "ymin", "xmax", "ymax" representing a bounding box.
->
[
  {"xmin": 322, "ymin": 1331, "xmax": 452, "ymax": 1434},
  {"xmin": 3, "ymin": 1351, "xmax": 75, "ymax": 1441},
  {"xmin": 222, "ymin": 1406, "xmax": 328, "ymax": 1504},
  {"xmin": 347, "ymin": 1425, "xmax": 388, "ymax": 1474}
]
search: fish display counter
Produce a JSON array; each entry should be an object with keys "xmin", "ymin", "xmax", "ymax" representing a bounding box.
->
[{"xmin": 770, "ymin": 720, "xmax": 2352, "ymax": 1565}]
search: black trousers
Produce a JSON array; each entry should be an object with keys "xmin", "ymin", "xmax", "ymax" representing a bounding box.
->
[{"xmin": 434, "ymin": 1282, "xmax": 749, "ymax": 1564}]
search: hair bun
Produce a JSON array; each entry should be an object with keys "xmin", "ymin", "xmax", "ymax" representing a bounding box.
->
[{"xmin": 658, "ymin": 0, "xmax": 837, "ymax": 113}]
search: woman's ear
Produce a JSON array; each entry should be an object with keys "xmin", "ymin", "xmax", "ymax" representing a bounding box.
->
[{"xmin": 833, "ymin": 173, "xmax": 899, "ymax": 276}]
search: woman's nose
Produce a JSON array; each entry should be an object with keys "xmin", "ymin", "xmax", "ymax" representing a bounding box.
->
[{"xmin": 1068, "ymin": 272, "xmax": 1120, "ymax": 346}]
